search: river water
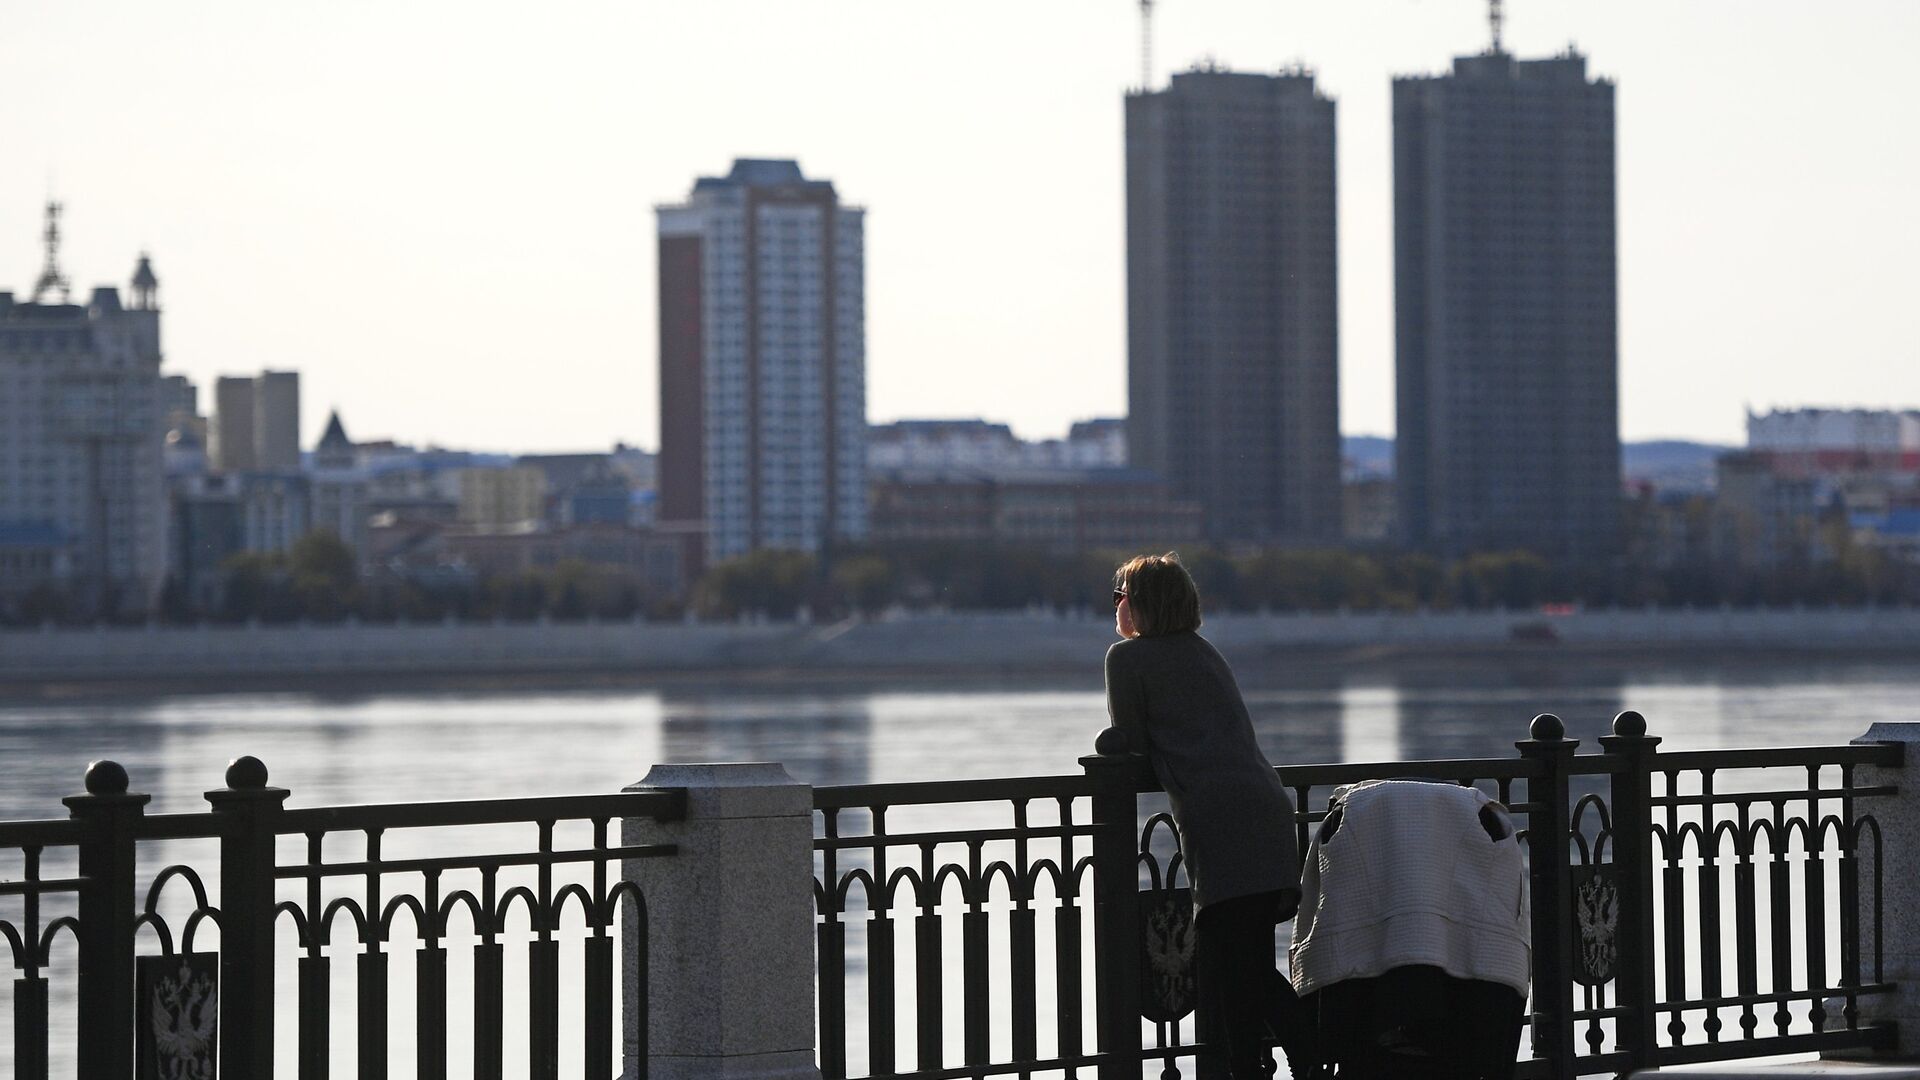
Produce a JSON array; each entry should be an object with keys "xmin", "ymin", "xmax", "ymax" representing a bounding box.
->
[{"xmin": 1, "ymin": 651, "xmax": 1914, "ymax": 1075}]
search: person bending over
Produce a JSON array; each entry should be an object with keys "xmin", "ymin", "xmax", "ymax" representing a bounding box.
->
[{"xmin": 1104, "ymin": 552, "xmax": 1310, "ymax": 1078}]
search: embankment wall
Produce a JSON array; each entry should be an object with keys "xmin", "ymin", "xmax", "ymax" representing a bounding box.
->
[{"xmin": 5, "ymin": 607, "xmax": 1920, "ymax": 684}]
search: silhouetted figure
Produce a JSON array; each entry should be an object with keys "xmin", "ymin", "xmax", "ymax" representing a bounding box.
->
[{"xmin": 1104, "ymin": 552, "xmax": 1311, "ymax": 1078}]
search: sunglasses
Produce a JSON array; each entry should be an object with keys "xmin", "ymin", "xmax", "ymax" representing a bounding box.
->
[{"xmin": 1112, "ymin": 589, "xmax": 1128, "ymax": 606}]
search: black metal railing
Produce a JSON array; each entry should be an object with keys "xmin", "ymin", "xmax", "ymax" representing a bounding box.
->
[
  {"xmin": 0, "ymin": 757, "xmax": 684, "ymax": 1079},
  {"xmin": 1644, "ymin": 741, "xmax": 1896, "ymax": 1065},
  {"xmin": 812, "ymin": 712, "xmax": 1902, "ymax": 1079},
  {"xmin": 813, "ymin": 774, "xmax": 1104, "ymax": 1078}
]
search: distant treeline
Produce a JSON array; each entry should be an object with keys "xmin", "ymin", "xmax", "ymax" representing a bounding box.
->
[
  {"xmin": 8, "ymin": 530, "xmax": 1917, "ymax": 628},
  {"xmin": 693, "ymin": 541, "xmax": 1920, "ymax": 620}
]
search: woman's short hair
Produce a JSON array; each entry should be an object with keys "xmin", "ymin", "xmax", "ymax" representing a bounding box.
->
[{"xmin": 1115, "ymin": 552, "xmax": 1202, "ymax": 637}]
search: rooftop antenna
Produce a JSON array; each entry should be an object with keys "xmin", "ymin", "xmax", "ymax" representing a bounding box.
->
[
  {"xmin": 1138, "ymin": 0, "xmax": 1154, "ymax": 91},
  {"xmin": 31, "ymin": 200, "xmax": 71, "ymax": 304},
  {"xmin": 1488, "ymin": 0, "xmax": 1505, "ymax": 54}
]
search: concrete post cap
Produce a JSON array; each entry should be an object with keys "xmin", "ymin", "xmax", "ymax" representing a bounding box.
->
[{"xmin": 627, "ymin": 762, "xmax": 809, "ymax": 818}]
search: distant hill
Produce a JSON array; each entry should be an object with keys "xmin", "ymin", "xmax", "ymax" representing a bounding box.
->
[
  {"xmin": 1341, "ymin": 435, "xmax": 1394, "ymax": 478},
  {"xmin": 1621, "ymin": 439, "xmax": 1733, "ymax": 493},
  {"xmin": 1623, "ymin": 439, "xmax": 1733, "ymax": 471},
  {"xmin": 1341, "ymin": 436, "xmax": 1732, "ymax": 491}
]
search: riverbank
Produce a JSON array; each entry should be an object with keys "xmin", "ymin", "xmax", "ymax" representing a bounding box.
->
[{"xmin": 6, "ymin": 607, "xmax": 1920, "ymax": 696}]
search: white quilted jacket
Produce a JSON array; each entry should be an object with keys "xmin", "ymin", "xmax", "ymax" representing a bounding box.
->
[{"xmin": 1288, "ymin": 779, "xmax": 1531, "ymax": 997}]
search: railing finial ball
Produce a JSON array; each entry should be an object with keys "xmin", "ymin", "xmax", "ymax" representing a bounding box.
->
[
  {"xmin": 1530, "ymin": 713, "xmax": 1565, "ymax": 741},
  {"xmin": 84, "ymin": 759, "xmax": 129, "ymax": 795},
  {"xmin": 1613, "ymin": 710, "xmax": 1647, "ymax": 738},
  {"xmin": 1094, "ymin": 725, "xmax": 1133, "ymax": 756},
  {"xmin": 225, "ymin": 755, "xmax": 269, "ymax": 790}
]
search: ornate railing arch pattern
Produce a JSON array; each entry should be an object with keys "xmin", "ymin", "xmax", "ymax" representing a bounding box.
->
[
  {"xmin": 812, "ymin": 713, "xmax": 1903, "ymax": 1080},
  {"xmin": 813, "ymin": 780, "xmax": 1101, "ymax": 1078},
  {"xmin": 0, "ymin": 757, "xmax": 686, "ymax": 1079}
]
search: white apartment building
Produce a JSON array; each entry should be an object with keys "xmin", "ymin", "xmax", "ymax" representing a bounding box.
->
[
  {"xmin": 0, "ymin": 227, "xmax": 167, "ymax": 612},
  {"xmin": 1748, "ymin": 408, "xmax": 1920, "ymax": 453},
  {"xmin": 867, "ymin": 418, "xmax": 1128, "ymax": 472},
  {"xmin": 656, "ymin": 159, "xmax": 867, "ymax": 564}
]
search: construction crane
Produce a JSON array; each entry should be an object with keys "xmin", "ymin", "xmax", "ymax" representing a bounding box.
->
[
  {"xmin": 1139, "ymin": 0, "xmax": 1154, "ymax": 92},
  {"xmin": 1489, "ymin": 0, "xmax": 1505, "ymax": 54}
]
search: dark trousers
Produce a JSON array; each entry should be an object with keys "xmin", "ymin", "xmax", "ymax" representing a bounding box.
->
[{"xmin": 1195, "ymin": 890, "xmax": 1310, "ymax": 1080}]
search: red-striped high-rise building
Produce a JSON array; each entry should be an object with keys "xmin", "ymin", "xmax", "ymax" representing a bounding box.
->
[{"xmin": 656, "ymin": 159, "xmax": 867, "ymax": 568}]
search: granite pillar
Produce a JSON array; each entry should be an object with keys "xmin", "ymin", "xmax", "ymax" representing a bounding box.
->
[
  {"xmin": 1849, "ymin": 723, "xmax": 1918, "ymax": 1057},
  {"xmin": 622, "ymin": 763, "xmax": 820, "ymax": 1080}
]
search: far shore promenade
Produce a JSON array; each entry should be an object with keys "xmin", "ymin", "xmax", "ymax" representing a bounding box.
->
[{"xmin": 7, "ymin": 606, "xmax": 1920, "ymax": 693}]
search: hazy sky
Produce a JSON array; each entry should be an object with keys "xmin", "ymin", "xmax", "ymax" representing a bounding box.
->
[{"xmin": 4, "ymin": 2, "xmax": 1916, "ymax": 452}]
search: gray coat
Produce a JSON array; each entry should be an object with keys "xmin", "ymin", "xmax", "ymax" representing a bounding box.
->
[{"xmin": 1104, "ymin": 632, "xmax": 1300, "ymax": 912}]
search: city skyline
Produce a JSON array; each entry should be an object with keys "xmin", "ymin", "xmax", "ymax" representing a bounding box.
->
[{"xmin": 2, "ymin": 2, "xmax": 1916, "ymax": 452}]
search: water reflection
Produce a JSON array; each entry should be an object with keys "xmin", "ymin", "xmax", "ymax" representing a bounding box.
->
[
  {"xmin": 1, "ymin": 656, "xmax": 1916, "ymax": 820},
  {"xmin": 1231, "ymin": 660, "xmax": 1630, "ymax": 769},
  {"xmin": 657, "ymin": 686, "xmax": 873, "ymax": 786},
  {"xmin": 1385, "ymin": 662, "xmax": 1628, "ymax": 761},
  {"xmin": 0, "ymin": 701, "xmax": 173, "ymax": 818}
]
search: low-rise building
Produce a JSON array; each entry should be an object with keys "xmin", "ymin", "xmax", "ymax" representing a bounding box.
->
[
  {"xmin": 310, "ymin": 411, "xmax": 370, "ymax": 561},
  {"xmin": 1714, "ymin": 443, "xmax": 1920, "ymax": 566},
  {"xmin": 168, "ymin": 473, "xmax": 245, "ymax": 608},
  {"xmin": 1342, "ymin": 477, "xmax": 1395, "ymax": 544},
  {"xmin": 517, "ymin": 452, "xmax": 636, "ymax": 526},
  {"xmin": 1748, "ymin": 407, "xmax": 1920, "ymax": 455},
  {"xmin": 241, "ymin": 473, "xmax": 312, "ymax": 555},
  {"xmin": 167, "ymin": 469, "xmax": 320, "ymax": 604},
  {"xmin": 560, "ymin": 477, "xmax": 634, "ymax": 526},
  {"xmin": 1713, "ymin": 452, "xmax": 1837, "ymax": 568},
  {"xmin": 0, "ymin": 523, "xmax": 74, "ymax": 607},
  {"xmin": 868, "ymin": 418, "xmax": 1127, "ymax": 471},
  {"xmin": 609, "ymin": 444, "xmax": 657, "ymax": 491},
  {"xmin": 1849, "ymin": 509, "xmax": 1920, "ymax": 562},
  {"xmin": 869, "ymin": 467, "xmax": 1201, "ymax": 554},
  {"xmin": 456, "ymin": 466, "xmax": 547, "ymax": 527},
  {"xmin": 393, "ymin": 522, "xmax": 689, "ymax": 598}
]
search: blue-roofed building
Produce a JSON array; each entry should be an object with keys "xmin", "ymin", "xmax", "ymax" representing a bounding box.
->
[
  {"xmin": 562, "ymin": 476, "xmax": 633, "ymax": 527},
  {"xmin": 0, "ymin": 522, "xmax": 74, "ymax": 601},
  {"xmin": 1849, "ymin": 508, "xmax": 1920, "ymax": 562}
]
